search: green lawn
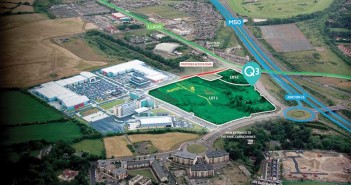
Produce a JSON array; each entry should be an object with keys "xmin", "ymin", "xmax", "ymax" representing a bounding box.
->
[
  {"xmin": 149, "ymin": 73, "xmax": 275, "ymax": 124},
  {"xmin": 72, "ymin": 139, "xmax": 104, "ymax": 156},
  {"xmin": 286, "ymin": 110, "xmax": 312, "ymax": 120},
  {"xmin": 128, "ymin": 168, "xmax": 157, "ymax": 182},
  {"xmin": 217, "ymin": 69, "xmax": 249, "ymax": 84},
  {"xmin": 228, "ymin": 0, "xmax": 333, "ymax": 19},
  {"xmin": 0, "ymin": 91, "xmax": 64, "ymax": 125},
  {"xmin": 3, "ymin": 122, "xmax": 83, "ymax": 144},
  {"xmin": 100, "ymin": 99, "xmax": 125, "ymax": 110},
  {"xmin": 187, "ymin": 144, "xmax": 207, "ymax": 154},
  {"xmin": 132, "ymin": 5, "xmax": 188, "ymax": 19}
]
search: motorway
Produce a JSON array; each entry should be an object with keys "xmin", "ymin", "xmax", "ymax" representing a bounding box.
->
[{"xmin": 210, "ymin": 0, "xmax": 351, "ymax": 132}]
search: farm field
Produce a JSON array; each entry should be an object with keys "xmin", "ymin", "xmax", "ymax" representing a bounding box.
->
[
  {"xmin": 0, "ymin": 14, "xmax": 104, "ymax": 88},
  {"xmin": 3, "ymin": 122, "xmax": 83, "ymax": 144},
  {"xmin": 128, "ymin": 132, "xmax": 201, "ymax": 152},
  {"xmin": 72, "ymin": 139, "xmax": 104, "ymax": 156},
  {"xmin": 0, "ymin": 91, "xmax": 64, "ymax": 125},
  {"xmin": 104, "ymin": 136, "xmax": 133, "ymax": 158},
  {"xmin": 149, "ymin": 74, "xmax": 275, "ymax": 124},
  {"xmin": 228, "ymin": 0, "xmax": 333, "ymax": 19}
]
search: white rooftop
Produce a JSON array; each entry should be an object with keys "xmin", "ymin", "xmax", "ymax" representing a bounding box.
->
[
  {"xmin": 55, "ymin": 75, "xmax": 87, "ymax": 87},
  {"xmin": 135, "ymin": 107, "xmax": 149, "ymax": 114},
  {"xmin": 35, "ymin": 82, "xmax": 72, "ymax": 99},
  {"xmin": 80, "ymin": 71, "xmax": 97, "ymax": 79},
  {"xmin": 101, "ymin": 60, "xmax": 167, "ymax": 82},
  {"xmin": 154, "ymin": 43, "xmax": 180, "ymax": 53},
  {"xmin": 139, "ymin": 116, "xmax": 172, "ymax": 125},
  {"xmin": 61, "ymin": 95, "xmax": 89, "ymax": 108}
]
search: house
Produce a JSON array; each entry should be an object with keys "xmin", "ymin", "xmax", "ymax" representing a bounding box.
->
[
  {"xmin": 111, "ymin": 167, "xmax": 128, "ymax": 180},
  {"xmin": 173, "ymin": 150, "xmax": 198, "ymax": 165},
  {"xmin": 151, "ymin": 161, "xmax": 168, "ymax": 182},
  {"xmin": 126, "ymin": 160, "xmax": 151, "ymax": 169},
  {"xmin": 58, "ymin": 169, "xmax": 79, "ymax": 182},
  {"xmin": 205, "ymin": 149, "xmax": 229, "ymax": 164},
  {"xmin": 189, "ymin": 164, "xmax": 214, "ymax": 178}
]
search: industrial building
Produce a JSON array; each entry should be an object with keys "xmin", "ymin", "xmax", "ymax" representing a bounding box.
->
[
  {"xmin": 33, "ymin": 71, "xmax": 99, "ymax": 110},
  {"xmin": 113, "ymin": 101, "xmax": 139, "ymax": 118},
  {"xmin": 154, "ymin": 43, "xmax": 180, "ymax": 54},
  {"xmin": 101, "ymin": 60, "xmax": 168, "ymax": 83},
  {"xmin": 204, "ymin": 149, "xmax": 230, "ymax": 164},
  {"xmin": 34, "ymin": 82, "xmax": 89, "ymax": 110},
  {"xmin": 138, "ymin": 116, "xmax": 173, "ymax": 128},
  {"xmin": 112, "ymin": 12, "xmax": 131, "ymax": 22},
  {"xmin": 130, "ymin": 75, "xmax": 151, "ymax": 87}
]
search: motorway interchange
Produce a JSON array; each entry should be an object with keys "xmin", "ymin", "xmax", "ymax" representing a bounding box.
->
[{"xmin": 97, "ymin": 0, "xmax": 350, "ymax": 133}]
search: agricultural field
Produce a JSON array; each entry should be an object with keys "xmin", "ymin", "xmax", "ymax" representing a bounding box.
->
[
  {"xmin": 260, "ymin": 24, "xmax": 313, "ymax": 52},
  {"xmin": 104, "ymin": 136, "xmax": 133, "ymax": 158},
  {"xmin": 149, "ymin": 74, "xmax": 275, "ymax": 124},
  {"xmin": 72, "ymin": 139, "xmax": 104, "ymax": 156},
  {"xmin": 0, "ymin": 14, "xmax": 103, "ymax": 88},
  {"xmin": 0, "ymin": 91, "xmax": 64, "ymax": 125},
  {"xmin": 128, "ymin": 132, "xmax": 201, "ymax": 152},
  {"xmin": 3, "ymin": 122, "xmax": 83, "ymax": 144},
  {"xmin": 228, "ymin": 0, "xmax": 333, "ymax": 19}
]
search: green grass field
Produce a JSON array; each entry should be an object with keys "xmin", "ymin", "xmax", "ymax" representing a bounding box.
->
[
  {"xmin": 213, "ymin": 21, "xmax": 245, "ymax": 56},
  {"xmin": 128, "ymin": 169, "xmax": 157, "ymax": 182},
  {"xmin": 217, "ymin": 69, "xmax": 249, "ymax": 84},
  {"xmin": 100, "ymin": 99, "xmax": 125, "ymax": 110},
  {"xmin": 72, "ymin": 139, "xmax": 104, "ymax": 156},
  {"xmin": 3, "ymin": 122, "xmax": 83, "ymax": 144},
  {"xmin": 149, "ymin": 72, "xmax": 275, "ymax": 124},
  {"xmin": 286, "ymin": 109, "xmax": 312, "ymax": 120},
  {"xmin": 228, "ymin": 0, "xmax": 333, "ymax": 18},
  {"xmin": 0, "ymin": 91, "xmax": 64, "ymax": 125},
  {"xmin": 187, "ymin": 144, "xmax": 207, "ymax": 154}
]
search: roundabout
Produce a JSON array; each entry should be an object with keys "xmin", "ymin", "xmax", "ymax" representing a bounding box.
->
[{"xmin": 283, "ymin": 106, "xmax": 316, "ymax": 122}]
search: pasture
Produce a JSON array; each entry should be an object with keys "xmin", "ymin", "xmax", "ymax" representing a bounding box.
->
[
  {"xmin": 228, "ymin": 0, "xmax": 333, "ymax": 19},
  {"xmin": 72, "ymin": 139, "xmax": 104, "ymax": 156},
  {"xmin": 104, "ymin": 136, "xmax": 133, "ymax": 158}
]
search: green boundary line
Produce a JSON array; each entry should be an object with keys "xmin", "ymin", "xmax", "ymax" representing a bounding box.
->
[{"xmin": 97, "ymin": 0, "xmax": 351, "ymax": 80}]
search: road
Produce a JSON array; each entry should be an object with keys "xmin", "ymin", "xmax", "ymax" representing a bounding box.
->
[{"xmin": 211, "ymin": 0, "xmax": 351, "ymax": 132}]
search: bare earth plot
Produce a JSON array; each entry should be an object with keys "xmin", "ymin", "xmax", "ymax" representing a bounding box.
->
[
  {"xmin": 260, "ymin": 24, "xmax": 313, "ymax": 52},
  {"xmin": 0, "ymin": 14, "xmax": 105, "ymax": 88},
  {"xmin": 104, "ymin": 136, "xmax": 133, "ymax": 158},
  {"xmin": 282, "ymin": 151, "xmax": 351, "ymax": 182},
  {"xmin": 128, "ymin": 133, "xmax": 200, "ymax": 152}
]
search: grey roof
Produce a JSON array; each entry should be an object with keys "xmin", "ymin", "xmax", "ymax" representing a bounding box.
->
[
  {"xmin": 190, "ymin": 164, "xmax": 214, "ymax": 171},
  {"xmin": 97, "ymin": 160, "xmax": 111, "ymax": 167},
  {"xmin": 127, "ymin": 160, "xmax": 150, "ymax": 166},
  {"xmin": 205, "ymin": 149, "xmax": 229, "ymax": 158},
  {"xmin": 152, "ymin": 161, "xmax": 168, "ymax": 180},
  {"xmin": 174, "ymin": 150, "xmax": 198, "ymax": 160},
  {"xmin": 112, "ymin": 167, "xmax": 127, "ymax": 175}
]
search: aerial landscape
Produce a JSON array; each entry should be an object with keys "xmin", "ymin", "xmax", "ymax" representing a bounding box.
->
[{"xmin": 0, "ymin": 0, "xmax": 350, "ymax": 185}]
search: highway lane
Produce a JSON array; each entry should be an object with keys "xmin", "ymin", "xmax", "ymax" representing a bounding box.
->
[{"xmin": 210, "ymin": 0, "xmax": 351, "ymax": 132}]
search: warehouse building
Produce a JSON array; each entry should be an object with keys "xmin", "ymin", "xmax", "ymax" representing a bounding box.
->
[
  {"xmin": 154, "ymin": 43, "xmax": 180, "ymax": 54},
  {"xmin": 101, "ymin": 60, "xmax": 167, "ymax": 83},
  {"xmin": 130, "ymin": 76, "xmax": 151, "ymax": 87},
  {"xmin": 138, "ymin": 116, "xmax": 173, "ymax": 128}
]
